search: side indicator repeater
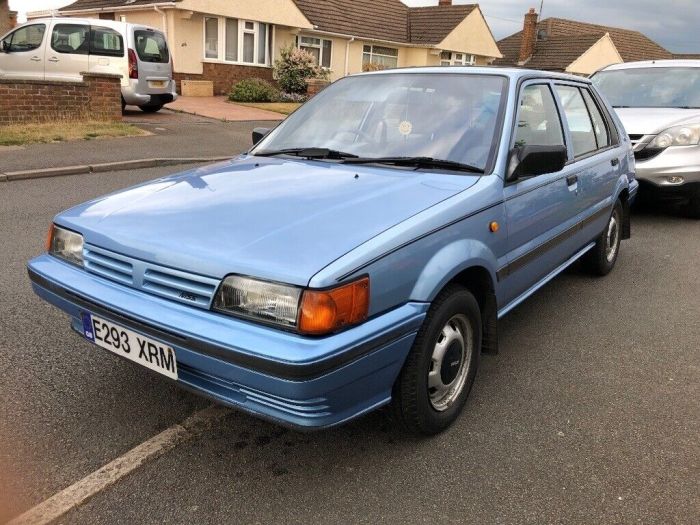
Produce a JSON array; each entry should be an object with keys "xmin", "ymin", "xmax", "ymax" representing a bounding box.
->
[{"xmin": 489, "ymin": 221, "xmax": 500, "ymax": 233}]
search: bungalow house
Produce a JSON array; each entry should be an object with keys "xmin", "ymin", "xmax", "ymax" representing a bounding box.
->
[
  {"xmin": 495, "ymin": 8, "xmax": 673, "ymax": 75},
  {"xmin": 55, "ymin": 0, "xmax": 503, "ymax": 94}
]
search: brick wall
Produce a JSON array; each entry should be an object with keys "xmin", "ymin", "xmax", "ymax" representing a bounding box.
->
[
  {"xmin": 0, "ymin": 0, "xmax": 10, "ymax": 36},
  {"xmin": 0, "ymin": 72, "xmax": 122, "ymax": 125},
  {"xmin": 174, "ymin": 62, "xmax": 275, "ymax": 96}
]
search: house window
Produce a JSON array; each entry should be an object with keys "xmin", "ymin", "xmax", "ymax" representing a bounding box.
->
[
  {"xmin": 440, "ymin": 51, "xmax": 475, "ymax": 66},
  {"xmin": 362, "ymin": 45, "xmax": 398, "ymax": 69},
  {"xmin": 297, "ymin": 35, "xmax": 332, "ymax": 68},
  {"xmin": 204, "ymin": 17, "xmax": 270, "ymax": 66}
]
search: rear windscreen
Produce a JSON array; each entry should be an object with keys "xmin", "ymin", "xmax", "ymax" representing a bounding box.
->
[{"xmin": 134, "ymin": 30, "xmax": 169, "ymax": 63}]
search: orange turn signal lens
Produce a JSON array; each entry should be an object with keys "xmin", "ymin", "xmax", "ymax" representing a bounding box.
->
[
  {"xmin": 46, "ymin": 223, "xmax": 55, "ymax": 251},
  {"xmin": 298, "ymin": 277, "xmax": 370, "ymax": 335}
]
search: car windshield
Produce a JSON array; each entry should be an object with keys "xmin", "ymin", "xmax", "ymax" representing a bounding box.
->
[
  {"xmin": 591, "ymin": 67, "xmax": 700, "ymax": 108},
  {"xmin": 253, "ymin": 73, "xmax": 507, "ymax": 172}
]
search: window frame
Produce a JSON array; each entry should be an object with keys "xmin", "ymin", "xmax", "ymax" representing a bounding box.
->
[
  {"xmin": 440, "ymin": 51, "xmax": 475, "ymax": 66},
  {"xmin": 4, "ymin": 23, "xmax": 46, "ymax": 53},
  {"xmin": 362, "ymin": 44, "xmax": 399, "ymax": 69},
  {"xmin": 296, "ymin": 35, "xmax": 332, "ymax": 69},
  {"xmin": 202, "ymin": 16, "xmax": 271, "ymax": 67}
]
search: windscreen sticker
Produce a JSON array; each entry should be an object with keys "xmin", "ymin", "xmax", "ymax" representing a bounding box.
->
[{"xmin": 399, "ymin": 120, "xmax": 413, "ymax": 136}]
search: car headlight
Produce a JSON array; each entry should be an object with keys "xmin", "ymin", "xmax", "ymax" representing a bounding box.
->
[
  {"xmin": 213, "ymin": 275, "xmax": 369, "ymax": 335},
  {"xmin": 647, "ymin": 123, "xmax": 700, "ymax": 150},
  {"xmin": 47, "ymin": 224, "xmax": 84, "ymax": 266}
]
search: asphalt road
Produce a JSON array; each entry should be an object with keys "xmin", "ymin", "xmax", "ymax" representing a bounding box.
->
[{"xmin": 0, "ymin": 167, "xmax": 698, "ymax": 524}]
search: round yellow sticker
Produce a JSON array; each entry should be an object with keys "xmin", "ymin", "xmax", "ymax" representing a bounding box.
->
[{"xmin": 399, "ymin": 121, "xmax": 413, "ymax": 136}]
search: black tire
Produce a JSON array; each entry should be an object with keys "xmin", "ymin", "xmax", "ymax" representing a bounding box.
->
[
  {"xmin": 686, "ymin": 187, "xmax": 700, "ymax": 219},
  {"xmin": 583, "ymin": 199, "xmax": 624, "ymax": 276},
  {"xmin": 139, "ymin": 104, "xmax": 164, "ymax": 113},
  {"xmin": 391, "ymin": 284, "xmax": 481, "ymax": 436},
  {"xmin": 121, "ymin": 97, "xmax": 126, "ymax": 114}
]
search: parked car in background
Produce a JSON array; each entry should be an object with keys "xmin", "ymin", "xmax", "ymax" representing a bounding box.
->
[
  {"xmin": 0, "ymin": 18, "xmax": 177, "ymax": 113},
  {"xmin": 592, "ymin": 60, "xmax": 700, "ymax": 217},
  {"xmin": 28, "ymin": 68, "xmax": 637, "ymax": 436}
]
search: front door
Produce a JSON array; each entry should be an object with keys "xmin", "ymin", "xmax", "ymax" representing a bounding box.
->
[
  {"xmin": 44, "ymin": 22, "xmax": 90, "ymax": 83},
  {"xmin": 0, "ymin": 23, "xmax": 47, "ymax": 80}
]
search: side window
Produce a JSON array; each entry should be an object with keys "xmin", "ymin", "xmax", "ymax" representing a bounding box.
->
[
  {"xmin": 51, "ymin": 24, "xmax": 90, "ymax": 55},
  {"xmin": 514, "ymin": 84, "xmax": 565, "ymax": 149},
  {"xmin": 555, "ymin": 85, "xmax": 597, "ymax": 158},
  {"xmin": 6, "ymin": 24, "xmax": 46, "ymax": 52},
  {"xmin": 90, "ymin": 26, "xmax": 124, "ymax": 57},
  {"xmin": 581, "ymin": 88, "xmax": 610, "ymax": 149}
]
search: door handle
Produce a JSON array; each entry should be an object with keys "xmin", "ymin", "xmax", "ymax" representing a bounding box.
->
[
  {"xmin": 611, "ymin": 158, "xmax": 620, "ymax": 167},
  {"xmin": 30, "ymin": 56, "xmax": 42, "ymax": 62},
  {"xmin": 48, "ymin": 57, "xmax": 59, "ymax": 63},
  {"xmin": 566, "ymin": 174, "xmax": 578, "ymax": 186}
]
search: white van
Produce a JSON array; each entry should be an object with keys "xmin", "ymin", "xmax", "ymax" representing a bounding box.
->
[{"xmin": 0, "ymin": 18, "xmax": 177, "ymax": 113}]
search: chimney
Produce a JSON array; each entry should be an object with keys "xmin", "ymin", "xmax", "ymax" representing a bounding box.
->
[
  {"xmin": 9, "ymin": 10, "xmax": 16, "ymax": 29},
  {"xmin": 518, "ymin": 8, "xmax": 538, "ymax": 64},
  {"xmin": 438, "ymin": 0, "xmax": 453, "ymax": 5}
]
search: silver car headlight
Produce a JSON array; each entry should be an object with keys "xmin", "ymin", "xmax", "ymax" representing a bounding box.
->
[
  {"xmin": 47, "ymin": 224, "xmax": 84, "ymax": 266},
  {"xmin": 213, "ymin": 275, "xmax": 302, "ymax": 328},
  {"xmin": 647, "ymin": 123, "xmax": 700, "ymax": 150}
]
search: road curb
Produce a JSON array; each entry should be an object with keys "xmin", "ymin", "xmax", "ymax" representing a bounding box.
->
[{"xmin": 1, "ymin": 157, "xmax": 232, "ymax": 182}]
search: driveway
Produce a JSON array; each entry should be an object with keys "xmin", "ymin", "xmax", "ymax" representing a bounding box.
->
[
  {"xmin": 0, "ymin": 165, "xmax": 698, "ymax": 524},
  {"xmin": 166, "ymin": 96, "xmax": 285, "ymax": 122}
]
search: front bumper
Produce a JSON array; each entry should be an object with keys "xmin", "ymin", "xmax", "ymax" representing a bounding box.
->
[
  {"xmin": 635, "ymin": 145, "xmax": 700, "ymax": 194},
  {"xmin": 28, "ymin": 254, "xmax": 426, "ymax": 430}
]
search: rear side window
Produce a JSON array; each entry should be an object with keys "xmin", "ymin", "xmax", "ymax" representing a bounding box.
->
[
  {"xmin": 51, "ymin": 24, "xmax": 89, "ymax": 55},
  {"xmin": 90, "ymin": 26, "xmax": 124, "ymax": 57},
  {"xmin": 4, "ymin": 24, "xmax": 46, "ymax": 52},
  {"xmin": 514, "ymin": 84, "xmax": 565, "ymax": 149},
  {"xmin": 555, "ymin": 85, "xmax": 597, "ymax": 158},
  {"xmin": 134, "ymin": 30, "xmax": 170, "ymax": 63},
  {"xmin": 581, "ymin": 88, "xmax": 611, "ymax": 149}
]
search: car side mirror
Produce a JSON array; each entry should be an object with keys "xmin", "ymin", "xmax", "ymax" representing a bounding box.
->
[
  {"xmin": 252, "ymin": 127, "xmax": 270, "ymax": 146},
  {"xmin": 1, "ymin": 41, "xmax": 9, "ymax": 53},
  {"xmin": 507, "ymin": 145, "xmax": 568, "ymax": 182}
]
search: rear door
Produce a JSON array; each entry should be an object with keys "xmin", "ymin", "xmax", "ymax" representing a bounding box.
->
[
  {"xmin": 0, "ymin": 23, "xmax": 47, "ymax": 80},
  {"xmin": 553, "ymin": 83, "xmax": 621, "ymax": 242},
  {"xmin": 45, "ymin": 22, "xmax": 90, "ymax": 82},
  {"xmin": 132, "ymin": 28, "xmax": 172, "ymax": 94},
  {"xmin": 501, "ymin": 80, "xmax": 584, "ymax": 305}
]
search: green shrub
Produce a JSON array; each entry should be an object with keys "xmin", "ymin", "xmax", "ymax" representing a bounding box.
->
[
  {"xmin": 274, "ymin": 45, "xmax": 328, "ymax": 95},
  {"xmin": 228, "ymin": 78, "xmax": 279, "ymax": 103}
]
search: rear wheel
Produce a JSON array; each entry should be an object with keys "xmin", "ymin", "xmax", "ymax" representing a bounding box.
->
[
  {"xmin": 121, "ymin": 97, "xmax": 126, "ymax": 114},
  {"xmin": 584, "ymin": 200, "xmax": 623, "ymax": 276},
  {"xmin": 391, "ymin": 285, "xmax": 481, "ymax": 436},
  {"xmin": 139, "ymin": 104, "xmax": 163, "ymax": 113}
]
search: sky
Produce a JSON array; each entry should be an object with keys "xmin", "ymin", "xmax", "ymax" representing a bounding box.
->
[{"xmin": 10, "ymin": 0, "xmax": 700, "ymax": 53}]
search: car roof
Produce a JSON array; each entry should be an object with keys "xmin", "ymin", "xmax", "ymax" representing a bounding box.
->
[
  {"xmin": 358, "ymin": 66, "xmax": 592, "ymax": 83},
  {"xmin": 18, "ymin": 17, "xmax": 162, "ymax": 33},
  {"xmin": 600, "ymin": 59, "xmax": 700, "ymax": 71}
]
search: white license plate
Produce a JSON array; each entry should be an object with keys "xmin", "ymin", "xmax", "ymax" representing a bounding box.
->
[
  {"xmin": 81, "ymin": 312, "xmax": 178, "ymax": 380},
  {"xmin": 148, "ymin": 80, "xmax": 166, "ymax": 88}
]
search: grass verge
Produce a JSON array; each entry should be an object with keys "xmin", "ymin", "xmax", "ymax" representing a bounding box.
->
[
  {"xmin": 234, "ymin": 102, "xmax": 302, "ymax": 115},
  {"xmin": 0, "ymin": 121, "xmax": 147, "ymax": 146}
]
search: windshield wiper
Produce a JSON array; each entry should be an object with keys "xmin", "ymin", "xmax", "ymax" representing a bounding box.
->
[
  {"xmin": 255, "ymin": 147, "xmax": 358, "ymax": 160},
  {"xmin": 342, "ymin": 156, "xmax": 484, "ymax": 174}
]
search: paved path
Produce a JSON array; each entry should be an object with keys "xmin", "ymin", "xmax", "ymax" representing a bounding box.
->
[
  {"xmin": 168, "ymin": 96, "xmax": 285, "ymax": 122},
  {"xmin": 0, "ymin": 110, "xmax": 265, "ymax": 173},
  {"xmin": 0, "ymin": 165, "xmax": 698, "ymax": 524}
]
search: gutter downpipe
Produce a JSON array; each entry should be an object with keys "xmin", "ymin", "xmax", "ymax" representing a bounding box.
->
[
  {"xmin": 153, "ymin": 6, "xmax": 167, "ymax": 36},
  {"xmin": 344, "ymin": 37, "xmax": 355, "ymax": 76}
]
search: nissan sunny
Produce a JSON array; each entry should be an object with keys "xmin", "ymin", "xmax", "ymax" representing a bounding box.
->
[{"xmin": 28, "ymin": 67, "xmax": 637, "ymax": 435}]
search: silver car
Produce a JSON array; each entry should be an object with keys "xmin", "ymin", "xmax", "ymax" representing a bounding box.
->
[{"xmin": 592, "ymin": 60, "xmax": 700, "ymax": 217}]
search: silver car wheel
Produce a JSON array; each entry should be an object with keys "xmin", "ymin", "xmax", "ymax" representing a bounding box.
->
[
  {"xmin": 605, "ymin": 209, "xmax": 620, "ymax": 263},
  {"xmin": 428, "ymin": 314, "xmax": 473, "ymax": 412}
]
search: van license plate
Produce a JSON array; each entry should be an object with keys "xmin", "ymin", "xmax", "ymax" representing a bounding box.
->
[
  {"xmin": 81, "ymin": 312, "xmax": 178, "ymax": 380},
  {"xmin": 149, "ymin": 80, "xmax": 166, "ymax": 88}
]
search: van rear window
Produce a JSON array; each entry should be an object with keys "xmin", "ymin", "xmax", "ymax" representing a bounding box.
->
[{"xmin": 134, "ymin": 30, "xmax": 169, "ymax": 63}]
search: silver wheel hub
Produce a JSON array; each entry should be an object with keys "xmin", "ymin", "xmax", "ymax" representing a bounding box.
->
[
  {"xmin": 605, "ymin": 211, "xmax": 620, "ymax": 263},
  {"xmin": 428, "ymin": 314, "xmax": 472, "ymax": 412}
]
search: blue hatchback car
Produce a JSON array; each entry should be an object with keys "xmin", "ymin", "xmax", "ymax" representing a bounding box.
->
[{"xmin": 28, "ymin": 68, "xmax": 637, "ymax": 435}]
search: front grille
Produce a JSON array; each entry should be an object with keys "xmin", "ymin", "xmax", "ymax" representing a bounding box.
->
[{"xmin": 83, "ymin": 244, "xmax": 220, "ymax": 309}]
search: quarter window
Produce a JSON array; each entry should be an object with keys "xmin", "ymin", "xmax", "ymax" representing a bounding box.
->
[
  {"xmin": 90, "ymin": 26, "xmax": 124, "ymax": 57},
  {"xmin": 297, "ymin": 36, "xmax": 332, "ymax": 68},
  {"xmin": 204, "ymin": 17, "xmax": 270, "ymax": 66},
  {"xmin": 362, "ymin": 45, "xmax": 398, "ymax": 69},
  {"xmin": 4, "ymin": 24, "xmax": 46, "ymax": 52},
  {"xmin": 514, "ymin": 84, "xmax": 565, "ymax": 149},
  {"xmin": 51, "ymin": 24, "xmax": 89, "ymax": 55},
  {"xmin": 581, "ymin": 89, "xmax": 610, "ymax": 149},
  {"xmin": 555, "ymin": 85, "xmax": 597, "ymax": 158}
]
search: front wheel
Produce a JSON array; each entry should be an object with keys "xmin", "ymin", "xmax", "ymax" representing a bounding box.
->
[
  {"xmin": 584, "ymin": 200, "xmax": 623, "ymax": 276},
  {"xmin": 391, "ymin": 285, "xmax": 481, "ymax": 436},
  {"xmin": 686, "ymin": 186, "xmax": 700, "ymax": 219},
  {"xmin": 139, "ymin": 104, "xmax": 163, "ymax": 113}
]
